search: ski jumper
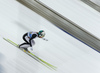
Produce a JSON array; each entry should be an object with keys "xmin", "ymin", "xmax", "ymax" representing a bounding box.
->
[{"xmin": 19, "ymin": 32, "xmax": 38, "ymax": 49}]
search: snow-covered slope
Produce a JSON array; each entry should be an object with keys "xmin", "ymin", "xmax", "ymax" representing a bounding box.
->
[
  {"xmin": 0, "ymin": 0, "xmax": 100, "ymax": 73},
  {"xmin": 40, "ymin": 0, "xmax": 100, "ymax": 39}
]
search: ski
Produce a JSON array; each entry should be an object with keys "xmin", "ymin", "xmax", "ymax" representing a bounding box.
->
[{"xmin": 3, "ymin": 38, "xmax": 57, "ymax": 70}]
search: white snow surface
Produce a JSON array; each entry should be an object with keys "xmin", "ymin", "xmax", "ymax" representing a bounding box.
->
[
  {"xmin": 40, "ymin": 0, "xmax": 100, "ymax": 39},
  {"xmin": 0, "ymin": 0, "xmax": 100, "ymax": 73}
]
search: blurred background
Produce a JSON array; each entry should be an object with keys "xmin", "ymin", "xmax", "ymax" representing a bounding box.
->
[{"xmin": 0, "ymin": 0, "xmax": 100, "ymax": 73}]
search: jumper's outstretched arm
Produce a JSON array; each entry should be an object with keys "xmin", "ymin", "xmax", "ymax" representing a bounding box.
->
[{"xmin": 42, "ymin": 38, "xmax": 48, "ymax": 41}]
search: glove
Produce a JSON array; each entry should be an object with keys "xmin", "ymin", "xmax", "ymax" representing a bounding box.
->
[
  {"xmin": 27, "ymin": 47, "xmax": 33, "ymax": 52},
  {"xmin": 42, "ymin": 38, "xmax": 48, "ymax": 41}
]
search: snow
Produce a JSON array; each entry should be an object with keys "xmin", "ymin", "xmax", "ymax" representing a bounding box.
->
[
  {"xmin": 40, "ymin": 0, "xmax": 100, "ymax": 39},
  {"xmin": 0, "ymin": 0, "xmax": 100, "ymax": 73}
]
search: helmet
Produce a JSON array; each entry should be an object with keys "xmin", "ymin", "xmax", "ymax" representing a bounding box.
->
[{"xmin": 38, "ymin": 30, "xmax": 45, "ymax": 38}]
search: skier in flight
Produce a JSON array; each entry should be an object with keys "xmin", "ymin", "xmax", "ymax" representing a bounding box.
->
[{"xmin": 19, "ymin": 30, "xmax": 47, "ymax": 52}]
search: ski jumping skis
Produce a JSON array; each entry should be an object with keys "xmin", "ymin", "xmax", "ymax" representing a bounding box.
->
[{"xmin": 3, "ymin": 38, "xmax": 57, "ymax": 70}]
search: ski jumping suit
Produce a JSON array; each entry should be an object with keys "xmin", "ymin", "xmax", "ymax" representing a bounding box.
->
[{"xmin": 19, "ymin": 32, "xmax": 38, "ymax": 50}]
